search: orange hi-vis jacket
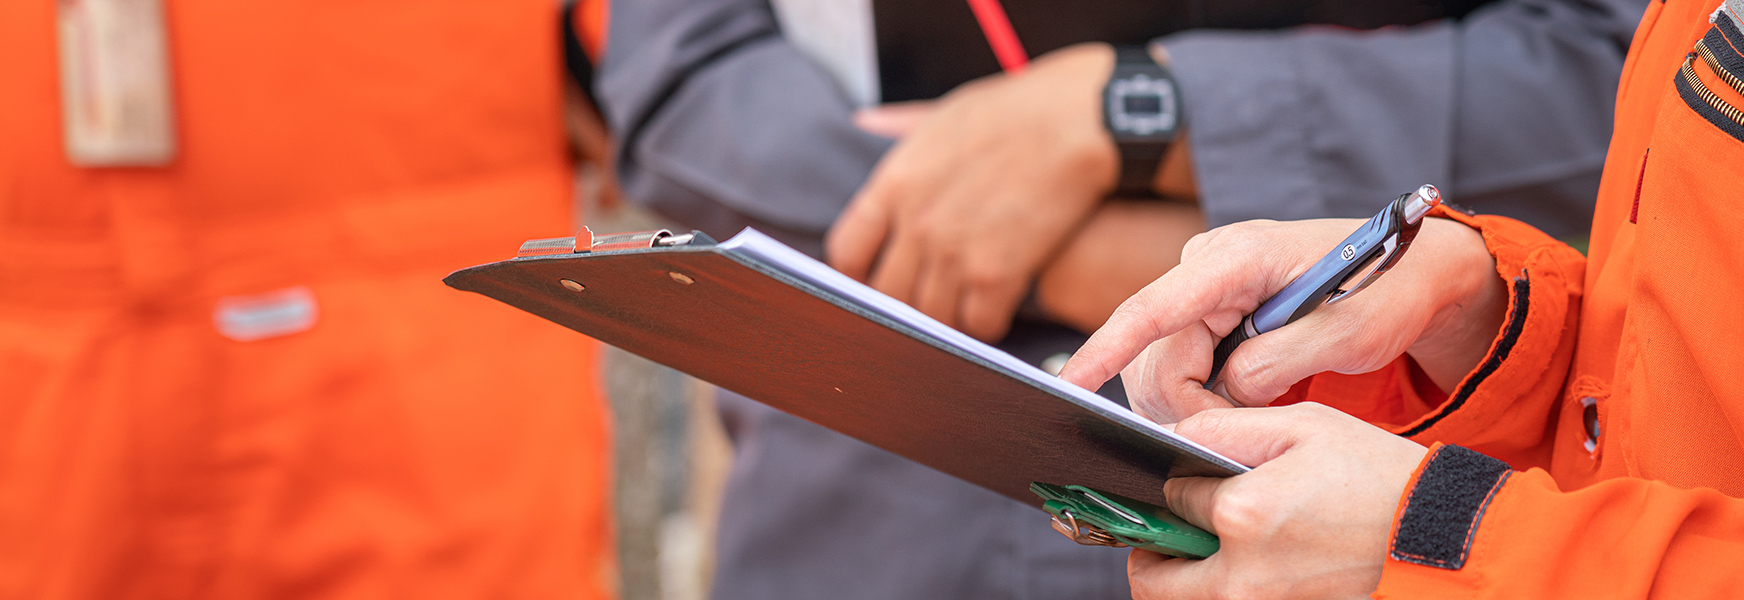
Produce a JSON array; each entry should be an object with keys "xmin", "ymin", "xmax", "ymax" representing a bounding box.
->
[
  {"xmin": 1276, "ymin": 0, "xmax": 1744, "ymax": 596},
  {"xmin": 0, "ymin": 2, "xmax": 614, "ymax": 599}
]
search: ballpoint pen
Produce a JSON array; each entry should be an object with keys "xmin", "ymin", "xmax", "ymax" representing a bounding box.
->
[{"xmin": 1203, "ymin": 184, "xmax": 1444, "ymax": 391}]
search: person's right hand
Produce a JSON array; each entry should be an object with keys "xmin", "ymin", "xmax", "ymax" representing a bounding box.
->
[
  {"xmin": 825, "ymin": 43, "xmax": 1120, "ymax": 343},
  {"xmin": 1034, "ymin": 199, "xmax": 1205, "ymax": 334},
  {"xmin": 1057, "ymin": 216, "xmax": 1507, "ymax": 424}
]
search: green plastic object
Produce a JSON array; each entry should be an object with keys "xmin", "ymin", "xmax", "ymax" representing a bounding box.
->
[{"xmin": 1030, "ymin": 482, "xmax": 1220, "ymax": 559}]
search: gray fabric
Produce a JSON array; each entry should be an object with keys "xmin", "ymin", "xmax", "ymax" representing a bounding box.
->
[
  {"xmin": 1164, "ymin": 0, "xmax": 1645, "ymax": 237},
  {"xmin": 597, "ymin": 0, "xmax": 1645, "ymax": 598},
  {"xmin": 597, "ymin": 0, "xmax": 889, "ymax": 254},
  {"xmin": 708, "ymin": 324, "xmax": 1133, "ymax": 600}
]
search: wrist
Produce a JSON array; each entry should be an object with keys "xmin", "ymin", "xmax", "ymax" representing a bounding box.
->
[
  {"xmin": 1408, "ymin": 218, "xmax": 1507, "ymax": 392},
  {"xmin": 1034, "ymin": 42, "xmax": 1120, "ymax": 199}
]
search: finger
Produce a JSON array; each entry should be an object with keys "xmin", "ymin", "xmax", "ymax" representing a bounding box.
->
[
  {"xmin": 825, "ymin": 195, "xmax": 892, "ymax": 282},
  {"xmin": 1057, "ymin": 259, "xmax": 1236, "ymax": 391},
  {"xmin": 853, "ymin": 101, "xmax": 939, "ymax": 139},
  {"xmin": 1177, "ymin": 227, "xmax": 1224, "ymax": 264},
  {"xmin": 1171, "ymin": 405, "xmax": 1326, "ymax": 467},
  {"xmin": 958, "ymin": 276, "xmax": 1024, "ymax": 343},
  {"xmin": 1215, "ymin": 303, "xmax": 1401, "ymax": 408},
  {"xmin": 1122, "ymin": 323, "xmax": 1240, "ymax": 424},
  {"xmin": 866, "ymin": 225, "xmax": 925, "ymax": 306},
  {"xmin": 1161, "ymin": 476, "xmax": 1223, "ymax": 534},
  {"xmin": 911, "ymin": 253, "xmax": 962, "ymax": 332},
  {"xmin": 1128, "ymin": 547, "xmax": 1217, "ymax": 600}
]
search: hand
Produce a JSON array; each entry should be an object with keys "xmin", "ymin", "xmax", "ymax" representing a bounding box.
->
[
  {"xmin": 853, "ymin": 100, "xmax": 938, "ymax": 139},
  {"xmin": 1059, "ymin": 216, "xmax": 1506, "ymax": 423},
  {"xmin": 1034, "ymin": 199, "xmax": 1205, "ymax": 334},
  {"xmin": 826, "ymin": 43, "xmax": 1120, "ymax": 342},
  {"xmin": 1130, "ymin": 403, "xmax": 1429, "ymax": 600},
  {"xmin": 562, "ymin": 78, "xmax": 622, "ymax": 211}
]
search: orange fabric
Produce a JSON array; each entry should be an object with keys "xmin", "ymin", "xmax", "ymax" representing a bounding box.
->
[
  {"xmin": 575, "ymin": 0, "xmax": 610, "ymax": 61},
  {"xmin": 0, "ymin": 1, "xmax": 615, "ymax": 599},
  {"xmin": 1278, "ymin": 0, "xmax": 1744, "ymax": 596}
]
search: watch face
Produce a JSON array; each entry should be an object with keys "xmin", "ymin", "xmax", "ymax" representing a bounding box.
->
[{"xmin": 1108, "ymin": 74, "xmax": 1177, "ymax": 137}]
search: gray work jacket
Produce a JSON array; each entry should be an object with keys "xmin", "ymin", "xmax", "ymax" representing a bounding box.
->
[{"xmin": 598, "ymin": 0, "xmax": 1644, "ymax": 597}]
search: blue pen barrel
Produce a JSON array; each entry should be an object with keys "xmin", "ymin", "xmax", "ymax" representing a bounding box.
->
[{"xmin": 1198, "ymin": 185, "xmax": 1440, "ymax": 394}]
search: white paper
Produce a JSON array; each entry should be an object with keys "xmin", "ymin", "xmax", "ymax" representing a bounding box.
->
[
  {"xmin": 717, "ymin": 229, "xmax": 1244, "ymax": 470},
  {"xmin": 769, "ymin": 0, "xmax": 881, "ymax": 107}
]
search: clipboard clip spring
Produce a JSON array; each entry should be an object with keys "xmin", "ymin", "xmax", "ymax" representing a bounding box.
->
[
  {"xmin": 517, "ymin": 227, "xmax": 697, "ymax": 258},
  {"xmin": 1050, "ymin": 509, "xmax": 1127, "ymax": 548}
]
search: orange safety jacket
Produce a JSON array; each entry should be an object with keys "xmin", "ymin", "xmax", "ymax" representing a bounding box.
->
[
  {"xmin": 1273, "ymin": 0, "xmax": 1744, "ymax": 596},
  {"xmin": 0, "ymin": 2, "xmax": 613, "ymax": 599}
]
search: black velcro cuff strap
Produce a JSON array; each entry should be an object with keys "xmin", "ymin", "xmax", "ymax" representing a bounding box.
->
[{"xmin": 1390, "ymin": 445, "xmax": 1514, "ymax": 570}]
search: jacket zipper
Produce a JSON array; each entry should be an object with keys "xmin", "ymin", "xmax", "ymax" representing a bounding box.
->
[
  {"xmin": 1684, "ymin": 41, "xmax": 1744, "ymax": 127},
  {"xmin": 1697, "ymin": 39, "xmax": 1744, "ymax": 97}
]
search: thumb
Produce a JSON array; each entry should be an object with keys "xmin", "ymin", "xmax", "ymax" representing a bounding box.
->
[
  {"xmin": 853, "ymin": 101, "xmax": 937, "ymax": 139},
  {"xmin": 1172, "ymin": 405, "xmax": 1325, "ymax": 468},
  {"xmin": 1160, "ymin": 476, "xmax": 1225, "ymax": 534}
]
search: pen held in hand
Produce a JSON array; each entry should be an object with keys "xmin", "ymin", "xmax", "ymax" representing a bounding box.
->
[{"xmin": 1204, "ymin": 185, "xmax": 1443, "ymax": 392}]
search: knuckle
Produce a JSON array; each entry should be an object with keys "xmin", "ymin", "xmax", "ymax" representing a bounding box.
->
[
  {"xmin": 1209, "ymin": 486, "xmax": 1275, "ymax": 541},
  {"xmin": 962, "ymin": 262, "xmax": 1014, "ymax": 291},
  {"xmin": 1217, "ymin": 221, "xmax": 1261, "ymax": 243},
  {"xmin": 1222, "ymin": 367, "xmax": 1278, "ymax": 407},
  {"xmin": 913, "ymin": 217, "xmax": 954, "ymax": 246}
]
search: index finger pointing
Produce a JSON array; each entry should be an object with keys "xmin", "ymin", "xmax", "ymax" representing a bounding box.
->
[{"xmin": 1057, "ymin": 260, "xmax": 1231, "ymax": 391}]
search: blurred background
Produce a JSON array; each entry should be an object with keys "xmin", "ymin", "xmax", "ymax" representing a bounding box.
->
[{"xmin": 581, "ymin": 165, "xmax": 732, "ymax": 600}]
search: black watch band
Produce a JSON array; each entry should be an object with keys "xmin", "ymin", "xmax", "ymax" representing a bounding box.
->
[
  {"xmin": 1104, "ymin": 45, "xmax": 1182, "ymax": 198},
  {"xmin": 1117, "ymin": 139, "xmax": 1169, "ymax": 198}
]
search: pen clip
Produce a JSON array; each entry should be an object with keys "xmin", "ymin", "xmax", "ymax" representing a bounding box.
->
[
  {"xmin": 1323, "ymin": 235, "xmax": 1399, "ymax": 305},
  {"xmin": 1324, "ymin": 188, "xmax": 1431, "ymax": 306}
]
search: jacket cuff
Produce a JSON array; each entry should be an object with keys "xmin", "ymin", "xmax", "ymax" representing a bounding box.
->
[
  {"xmin": 1279, "ymin": 206, "xmax": 1584, "ymax": 467},
  {"xmin": 1374, "ymin": 443, "xmax": 1517, "ymax": 598},
  {"xmin": 1389, "ymin": 443, "xmax": 1515, "ymax": 569},
  {"xmin": 1389, "ymin": 207, "xmax": 1585, "ymax": 466}
]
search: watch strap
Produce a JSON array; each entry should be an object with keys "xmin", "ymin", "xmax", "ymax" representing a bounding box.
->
[
  {"xmin": 1106, "ymin": 45, "xmax": 1176, "ymax": 198},
  {"xmin": 1117, "ymin": 143, "xmax": 1168, "ymax": 198}
]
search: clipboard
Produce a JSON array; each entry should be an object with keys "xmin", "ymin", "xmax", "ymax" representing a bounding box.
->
[{"xmin": 443, "ymin": 227, "xmax": 1246, "ymax": 513}]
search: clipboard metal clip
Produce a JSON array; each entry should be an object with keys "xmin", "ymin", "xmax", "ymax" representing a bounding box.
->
[
  {"xmin": 1030, "ymin": 482, "xmax": 1220, "ymax": 559},
  {"xmin": 517, "ymin": 227, "xmax": 705, "ymax": 258},
  {"xmin": 1050, "ymin": 509, "xmax": 1126, "ymax": 548}
]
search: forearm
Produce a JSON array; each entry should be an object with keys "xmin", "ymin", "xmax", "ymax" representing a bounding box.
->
[
  {"xmin": 1035, "ymin": 200, "xmax": 1205, "ymax": 334},
  {"xmin": 597, "ymin": 0, "xmax": 889, "ymax": 250}
]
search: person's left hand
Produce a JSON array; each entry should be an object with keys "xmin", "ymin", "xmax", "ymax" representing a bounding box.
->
[
  {"xmin": 1130, "ymin": 403, "xmax": 1428, "ymax": 600},
  {"xmin": 825, "ymin": 43, "xmax": 1120, "ymax": 342}
]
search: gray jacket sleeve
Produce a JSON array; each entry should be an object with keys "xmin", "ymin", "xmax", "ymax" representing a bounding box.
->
[
  {"xmin": 1163, "ymin": 0, "xmax": 1646, "ymax": 236},
  {"xmin": 597, "ymin": 0, "xmax": 891, "ymax": 255}
]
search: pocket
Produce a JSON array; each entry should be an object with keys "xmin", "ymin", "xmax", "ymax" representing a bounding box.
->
[
  {"xmin": 1614, "ymin": 9, "xmax": 1744, "ymax": 489},
  {"xmin": 1673, "ymin": 11, "xmax": 1744, "ymax": 141}
]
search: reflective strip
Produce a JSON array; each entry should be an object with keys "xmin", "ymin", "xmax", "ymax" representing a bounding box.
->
[{"xmin": 213, "ymin": 286, "xmax": 318, "ymax": 342}]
